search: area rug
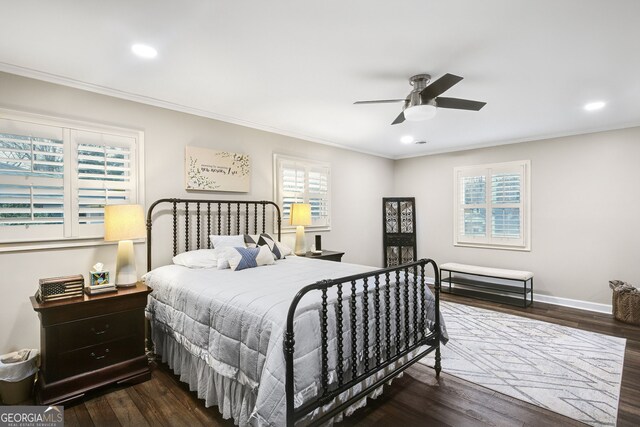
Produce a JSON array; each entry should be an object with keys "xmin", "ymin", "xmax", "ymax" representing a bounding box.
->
[{"xmin": 421, "ymin": 301, "xmax": 626, "ymax": 427}]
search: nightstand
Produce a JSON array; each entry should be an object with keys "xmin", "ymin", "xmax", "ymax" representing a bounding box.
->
[
  {"xmin": 30, "ymin": 282, "xmax": 151, "ymax": 405},
  {"xmin": 302, "ymin": 250, "xmax": 345, "ymax": 262}
]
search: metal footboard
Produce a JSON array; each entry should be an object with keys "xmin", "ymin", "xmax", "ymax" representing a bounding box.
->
[{"xmin": 284, "ymin": 259, "xmax": 441, "ymax": 427}]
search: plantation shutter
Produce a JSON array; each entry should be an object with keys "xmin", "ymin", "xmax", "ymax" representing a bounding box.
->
[
  {"xmin": 275, "ymin": 155, "xmax": 331, "ymax": 230},
  {"xmin": 307, "ymin": 167, "xmax": 330, "ymax": 227},
  {"xmin": 459, "ymin": 174, "xmax": 486, "ymax": 240},
  {"xmin": 0, "ymin": 119, "xmax": 66, "ymax": 242},
  {"xmin": 73, "ymin": 130, "xmax": 138, "ymax": 238},
  {"xmin": 491, "ymin": 171, "xmax": 522, "ymax": 238},
  {"xmin": 454, "ymin": 161, "xmax": 528, "ymax": 249},
  {"xmin": 280, "ymin": 163, "xmax": 305, "ymax": 220},
  {"xmin": 0, "ymin": 112, "xmax": 143, "ymax": 249}
]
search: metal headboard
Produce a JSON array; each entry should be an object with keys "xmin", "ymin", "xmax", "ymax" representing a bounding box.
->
[{"xmin": 146, "ymin": 198, "xmax": 282, "ymax": 271}]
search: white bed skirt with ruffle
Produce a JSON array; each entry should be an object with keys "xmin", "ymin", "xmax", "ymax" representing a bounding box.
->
[{"xmin": 151, "ymin": 323, "xmax": 427, "ymax": 426}]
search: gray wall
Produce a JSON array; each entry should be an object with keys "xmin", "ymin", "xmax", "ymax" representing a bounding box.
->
[
  {"xmin": 394, "ymin": 127, "xmax": 640, "ymax": 306},
  {"xmin": 0, "ymin": 72, "xmax": 395, "ymax": 352}
]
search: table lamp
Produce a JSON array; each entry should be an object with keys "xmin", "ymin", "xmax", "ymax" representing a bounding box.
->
[
  {"xmin": 104, "ymin": 204, "xmax": 146, "ymax": 287},
  {"xmin": 290, "ymin": 203, "xmax": 311, "ymax": 256}
]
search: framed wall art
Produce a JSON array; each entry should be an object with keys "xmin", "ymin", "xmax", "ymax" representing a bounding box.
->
[{"xmin": 185, "ymin": 147, "xmax": 250, "ymax": 192}]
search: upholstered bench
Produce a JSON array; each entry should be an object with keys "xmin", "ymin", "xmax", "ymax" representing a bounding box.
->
[{"xmin": 439, "ymin": 263, "xmax": 534, "ymax": 307}]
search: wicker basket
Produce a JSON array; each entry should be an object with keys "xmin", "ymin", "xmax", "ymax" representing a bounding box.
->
[{"xmin": 609, "ymin": 280, "xmax": 640, "ymax": 325}]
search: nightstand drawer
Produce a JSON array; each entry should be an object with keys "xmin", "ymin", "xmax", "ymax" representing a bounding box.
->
[
  {"xmin": 53, "ymin": 335, "xmax": 141, "ymax": 380},
  {"xmin": 56, "ymin": 310, "xmax": 141, "ymax": 351}
]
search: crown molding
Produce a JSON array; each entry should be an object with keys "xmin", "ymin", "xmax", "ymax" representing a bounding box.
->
[{"xmin": 0, "ymin": 62, "xmax": 393, "ymax": 160}]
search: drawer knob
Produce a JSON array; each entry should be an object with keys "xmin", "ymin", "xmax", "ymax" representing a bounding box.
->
[
  {"xmin": 91, "ymin": 324, "xmax": 110, "ymax": 335},
  {"xmin": 90, "ymin": 349, "xmax": 109, "ymax": 360}
]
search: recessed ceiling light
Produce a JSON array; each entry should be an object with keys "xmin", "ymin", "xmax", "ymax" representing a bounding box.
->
[
  {"xmin": 131, "ymin": 43, "xmax": 157, "ymax": 59},
  {"xmin": 400, "ymin": 135, "xmax": 414, "ymax": 144},
  {"xmin": 584, "ymin": 101, "xmax": 606, "ymax": 111}
]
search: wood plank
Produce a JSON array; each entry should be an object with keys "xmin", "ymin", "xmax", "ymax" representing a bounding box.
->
[
  {"xmin": 104, "ymin": 388, "xmax": 150, "ymax": 427},
  {"xmin": 132, "ymin": 370, "xmax": 204, "ymax": 427},
  {"xmin": 83, "ymin": 394, "xmax": 121, "ymax": 427},
  {"xmin": 62, "ymin": 405, "xmax": 80, "ymax": 427},
  {"xmin": 125, "ymin": 385, "xmax": 167, "ymax": 427},
  {"xmin": 67, "ymin": 404, "xmax": 95, "ymax": 427}
]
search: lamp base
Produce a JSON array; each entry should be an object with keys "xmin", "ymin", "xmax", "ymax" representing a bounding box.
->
[
  {"xmin": 294, "ymin": 225, "xmax": 306, "ymax": 256},
  {"xmin": 115, "ymin": 240, "xmax": 137, "ymax": 287}
]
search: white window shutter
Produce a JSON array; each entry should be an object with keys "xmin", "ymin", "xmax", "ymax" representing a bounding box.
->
[
  {"xmin": 0, "ymin": 111, "xmax": 143, "ymax": 249},
  {"xmin": 454, "ymin": 160, "xmax": 530, "ymax": 250},
  {"xmin": 73, "ymin": 130, "xmax": 138, "ymax": 238},
  {"xmin": 0, "ymin": 120, "xmax": 66, "ymax": 242},
  {"xmin": 274, "ymin": 154, "xmax": 331, "ymax": 231}
]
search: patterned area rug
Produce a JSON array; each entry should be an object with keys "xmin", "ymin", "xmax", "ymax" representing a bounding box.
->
[{"xmin": 421, "ymin": 301, "xmax": 626, "ymax": 426}]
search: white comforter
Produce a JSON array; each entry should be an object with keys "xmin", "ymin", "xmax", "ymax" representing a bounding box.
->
[{"xmin": 144, "ymin": 256, "xmax": 446, "ymax": 426}]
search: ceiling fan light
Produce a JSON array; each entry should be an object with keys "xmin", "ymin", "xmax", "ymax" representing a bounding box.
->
[
  {"xmin": 131, "ymin": 43, "xmax": 158, "ymax": 59},
  {"xmin": 404, "ymin": 104, "xmax": 437, "ymax": 121}
]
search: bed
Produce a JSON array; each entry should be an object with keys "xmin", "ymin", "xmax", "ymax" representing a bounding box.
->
[{"xmin": 144, "ymin": 198, "xmax": 446, "ymax": 426}]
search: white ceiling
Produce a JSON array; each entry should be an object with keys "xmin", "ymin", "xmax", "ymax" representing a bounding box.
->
[{"xmin": 1, "ymin": 1, "xmax": 639, "ymax": 159}]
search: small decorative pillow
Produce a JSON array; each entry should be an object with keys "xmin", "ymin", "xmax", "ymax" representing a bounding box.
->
[
  {"xmin": 255, "ymin": 233, "xmax": 283, "ymax": 259},
  {"xmin": 244, "ymin": 234, "xmax": 261, "ymax": 248},
  {"xmin": 244, "ymin": 233, "xmax": 292, "ymax": 259},
  {"xmin": 172, "ymin": 249, "xmax": 218, "ymax": 269},
  {"xmin": 215, "ymin": 247, "xmax": 233, "ymax": 270},
  {"xmin": 226, "ymin": 246, "xmax": 275, "ymax": 271},
  {"xmin": 258, "ymin": 233, "xmax": 293, "ymax": 259},
  {"xmin": 209, "ymin": 234, "xmax": 246, "ymax": 249}
]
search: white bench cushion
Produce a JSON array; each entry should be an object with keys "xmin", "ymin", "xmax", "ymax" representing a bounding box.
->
[{"xmin": 440, "ymin": 262, "xmax": 533, "ymax": 281}]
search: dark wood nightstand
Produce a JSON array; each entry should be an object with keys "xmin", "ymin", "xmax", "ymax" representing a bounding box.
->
[
  {"xmin": 30, "ymin": 282, "xmax": 152, "ymax": 405},
  {"xmin": 301, "ymin": 250, "xmax": 345, "ymax": 262}
]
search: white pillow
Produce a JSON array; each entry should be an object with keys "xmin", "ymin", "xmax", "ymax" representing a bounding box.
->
[
  {"xmin": 226, "ymin": 246, "xmax": 275, "ymax": 271},
  {"xmin": 216, "ymin": 249, "xmax": 232, "ymax": 270},
  {"xmin": 172, "ymin": 249, "xmax": 218, "ymax": 269},
  {"xmin": 209, "ymin": 234, "xmax": 246, "ymax": 249},
  {"xmin": 276, "ymin": 240, "xmax": 293, "ymax": 257},
  {"xmin": 215, "ymin": 246, "xmax": 237, "ymax": 270}
]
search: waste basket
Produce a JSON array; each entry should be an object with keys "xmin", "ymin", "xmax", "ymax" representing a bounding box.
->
[{"xmin": 0, "ymin": 349, "xmax": 39, "ymax": 404}]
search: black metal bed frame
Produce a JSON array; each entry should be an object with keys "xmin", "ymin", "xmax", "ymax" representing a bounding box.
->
[
  {"xmin": 145, "ymin": 198, "xmax": 441, "ymax": 427},
  {"xmin": 284, "ymin": 259, "xmax": 441, "ymax": 426}
]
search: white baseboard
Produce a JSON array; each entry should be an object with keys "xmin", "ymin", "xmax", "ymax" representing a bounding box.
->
[
  {"xmin": 426, "ymin": 276, "xmax": 612, "ymax": 314},
  {"xmin": 533, "ymin": 294, "xmax": 612, "ymax": 314}
]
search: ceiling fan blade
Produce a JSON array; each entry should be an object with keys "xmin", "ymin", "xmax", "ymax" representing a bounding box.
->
[
  {"xmin": 420, "ymin": 73, "xmax": 463, "ymax": 99},
  {"xmin": 391, "ymin": 111, "xmax": 405, "ymax": 125},
  {"xmin": 436, "ymin": 97, "xmax": 486, "ymax": 111},
  {"xmin": 354, "ymin": 99, "xmax": 406, "ymax": 105}
]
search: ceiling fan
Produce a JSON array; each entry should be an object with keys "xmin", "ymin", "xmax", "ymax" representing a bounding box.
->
[{"xmin": 354, "ymin": 73, "xmax": 486, "ymax": 125}]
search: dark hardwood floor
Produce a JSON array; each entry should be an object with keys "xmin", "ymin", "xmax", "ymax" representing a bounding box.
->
[{"xmin": 63, "ymin": 294, "xmax": 640, "ymax": 427}]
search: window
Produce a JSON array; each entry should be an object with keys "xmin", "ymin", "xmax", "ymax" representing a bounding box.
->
[
  {"xmin": 454, "ymin": 160, "xmax": 530, "ymax": 250},
  {"xmin": 274, "ymin": 154, "xmax": 330, "ymax": 231},
  {"xmin": 0, "ymin": 110, "xmax": 144, "ymax": 251}
]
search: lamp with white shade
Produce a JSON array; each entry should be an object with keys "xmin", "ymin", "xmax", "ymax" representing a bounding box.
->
[
  {"xmin": 104, "ymin": 204, "xmax": 146, "ymax": 287},
  {"xmin": 289, "ymin": 203, "xmax": 311, "ymax": 256}
]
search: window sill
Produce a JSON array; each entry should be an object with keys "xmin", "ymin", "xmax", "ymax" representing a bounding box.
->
[
  {"xmin": 454, "ymin": 242, "xmax": 530, "ymax": 252},
  {"xmin": 0, "ymin": 238, "xmax": 145, "ymax": 253},
  {"xmin": 281, "ymin": 226, "xmax": 331, "ymax": 234}
]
